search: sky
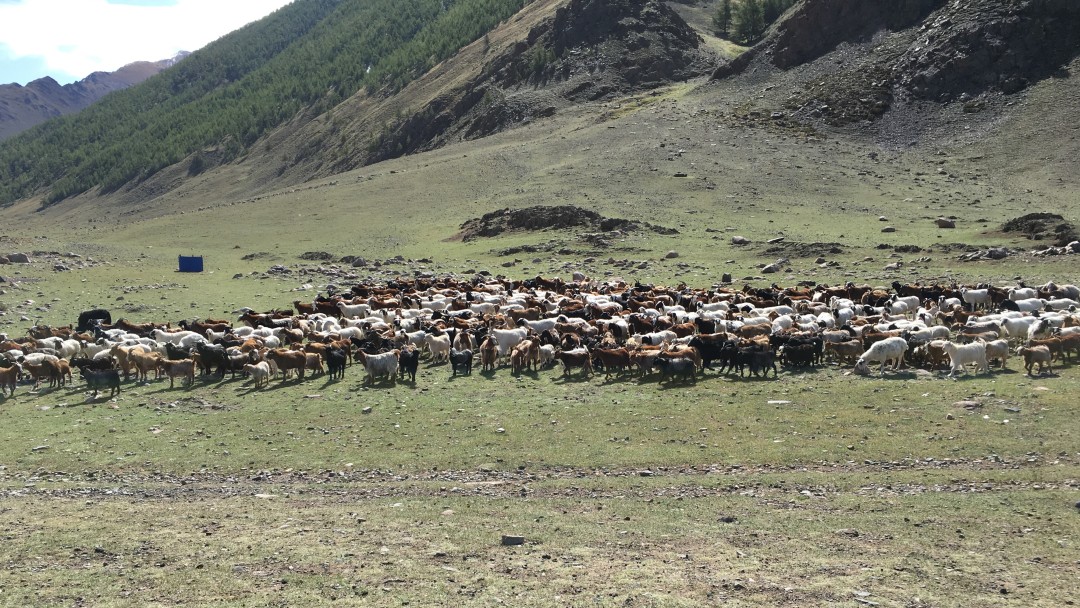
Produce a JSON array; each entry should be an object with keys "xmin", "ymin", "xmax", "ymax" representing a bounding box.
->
[{"xmin": 0, "ymin": 0, "xmax": 293, "ymax": 86}]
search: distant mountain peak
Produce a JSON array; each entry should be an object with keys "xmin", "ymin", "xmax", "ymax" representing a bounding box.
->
[{"xmin": 0, "ymin": 53, "xmax": 180, "ymax": 141}]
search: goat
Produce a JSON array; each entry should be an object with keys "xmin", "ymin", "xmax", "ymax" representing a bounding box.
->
[
  {"xmin": 0, "ymin": 362, "xmax": 20, "ymax": 397},
  {"xmin": 555, "ymin": 348, "xmax": 592, "ymax": 377},
  {"xmin": 823, "ymin": 339, "xmax": 863, "ymax": 364},
  {"xmin": 982, "ymin": 339, "xmax": 1010, "ymax": 369},
  {"xmin": 1018, "ymin": 345, "xmax": 1052, "ymax": 376},
  {"xmin": 424, "ymin": 333, "xmax": 451, "ymax": 364},
  {"xmin": 449, "ymin": 348, "xmax": 473, "ymax": 376},
  {"xmin": 326, "ymin": 348, "xmax": 347, "ymax": 380},
  {"xmin": 356, "ymin": 349, "xmax": 399, "ymax": 385},
  {"xmin": 242, "ymin": 361, "xmax": 273, "ymax": 389},
  {"xmin": 80, "ymin": 367, "xmax": 121, "ymax": 399},
  {"xmin": 397, "ymin": 346, "xmax": 420, "ymax": 382},
  {"xmin": 158, "ymin": 359, "xmax": 196, "ymax": 388},
  {"xmin": 655, "ymin": 357, "xmax": 696, "ymax": 383},
  {"xmin": 265, "ymin": 349, "xmax": 307, "ymax": 382}
]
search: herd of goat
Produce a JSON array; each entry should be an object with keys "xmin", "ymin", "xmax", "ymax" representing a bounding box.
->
[{"xmin": 2, "ymin": 276, "xmax": 1079, "ymax": 399}]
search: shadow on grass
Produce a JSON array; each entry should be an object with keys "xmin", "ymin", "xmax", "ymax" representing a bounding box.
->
[{"xmin": 551, "ymin": 372, "xmax": 593, "ymax": 384}]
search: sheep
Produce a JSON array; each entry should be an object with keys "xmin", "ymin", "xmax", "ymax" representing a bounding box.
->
[
  {"xmin": 1018, "ymin": 345, "xmax": 1052, "ymax": 376},
  {"xmin": 997, "ymin": 316, "xmax": 1039, "ymax": 343},
  {"xmin": 853, "ymin": 337, "xmax": 908, "ymax": 376},
  {"xmin": 960, "ymin": 288, "xmax": 992, "ymax": 311},
  {"xmin": 1000, "ymin": 298, "xmax": 1046, "ymax": 313},
  {"xmin": 1008, "ymin": 287, "xmax": 1037, "ymax": 301},
  {"xmin": 941, "ymin": 341, "xmax": 989, "ymax": 377},
  {"xmin": 336, "ymin": 300, "xmax": 371, "ymax": 319}
]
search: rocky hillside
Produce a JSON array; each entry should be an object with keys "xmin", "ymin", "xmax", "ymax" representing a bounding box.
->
[
  {"xmin": 0, "ymin": 54, "xmax": 186, "ymax": 141},
  {"xmin": 714, "ymin": 0, "xmax": 1080, "ymax": 125},
  {"xmin": 335, "ymin": 0, "xmax": 715, "ymax": 169}
]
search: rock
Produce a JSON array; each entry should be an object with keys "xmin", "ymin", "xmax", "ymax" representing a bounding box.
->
[
  {"xmin": 638, "ymin": 470, "xmax": 654, "ymax": 477},
  {"xmin": 0, "ymin": 256, "xmax": 8, "ymax": 264},
  {"xmin": 985, "ymin": 247, "xmax": 1008, "ymax": 260},
  {"xmin": 721, "ymin": 273, "xmax": 732, "ymax": 283},
  {"xmin": 953, "ymin": 400, "xmax": 981, "ymax": 409},
  {"xmin": 835, "ymin": 528, "xmax": 860, "ymax": 537},
  {"xmin": 501, "ymin": 535, "xmax": 525, "ymax": 546},
  {"xmin": 572, "ymin": 271, "xmax": 586, "ymax": 282},
  {"xmin": 761, "ymin": 263, "xmax": 781, "ymax": 274},
  {"xmin": 351, "ymin": 257, "xmax": 368, "ymax": 267},
  {"xmin": 664, "ymin": 250, "xmax": 679, "ymax": 259},
  {"xmin": 881, "ymin": 226, "xmax": 896, "ymax": 233},
  {"xmin": 731, "ymin": 236, "xmax": 750, "ymax": 245},
  {"xmin": 946, "ymin": 413, "xmax": 955, "ymax": 420},
  {"xmin": 7, "ymin": 253, "xmax": 30, "ymax": 263},
  {"xmin": 878, "ymin": 216, "xmax": 888, "ymax": 221},
  {"xmin": 935, "ymin": 217, "xmax": 956, "ymax": 228},
  {"xmin": 362, "ymin": 406, "xmax": 372, "ymax": 414},
  {"xmin": 766, "ymin": 237, "xmax": 785, "ymax": 244}
]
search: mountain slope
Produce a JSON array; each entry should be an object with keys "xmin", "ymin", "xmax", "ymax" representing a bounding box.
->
[
  {"xmin": 0, "ymin": 0, "xmax": 530, "ymax": 208},
  {"xmin": 254, "ymin": 0, "xmax": 715, "ymax": 186},
  {"xmin": 0, "ymin": 55, "xmax": 185, "ymax": 141}
]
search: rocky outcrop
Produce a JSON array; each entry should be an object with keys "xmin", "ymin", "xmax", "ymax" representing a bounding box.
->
[
  {"xmin": 714, "ymin": 0, "xmax": 1080, "ymax": 117},
  {"xmin": 893, "ymin": 0, "xmax": 1080, "ymax": 100}
]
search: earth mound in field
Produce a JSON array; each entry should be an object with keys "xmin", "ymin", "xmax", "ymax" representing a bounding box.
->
[
  {"xmin": 1001, "ymin": 213, "xmax": 1078, "ymax": 246},
  {"xmin": 456, "ymin": 205, "xmax": 678, "ymax": 242}
]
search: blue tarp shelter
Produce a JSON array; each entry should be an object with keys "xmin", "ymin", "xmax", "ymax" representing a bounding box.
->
[{"xmin": 178, "ymin": 255, "xmax": 204, "ymax": 272}]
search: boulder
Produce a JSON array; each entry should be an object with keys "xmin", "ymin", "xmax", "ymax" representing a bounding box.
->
[
  {"xmin": 935, "ymin": 217, "xmax": 956, "ymax": 228},
  {"xmin": 731, "ymin": 236, "xmax": 750, "ymax": 245},
  {"xmin": 6, "ymin": 253, "xmax": 30, "ymax": 264}
]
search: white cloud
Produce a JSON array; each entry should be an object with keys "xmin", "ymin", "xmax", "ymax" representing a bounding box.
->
[{"xmin": 0, "ymin": 0, "xmax": 292, "ymax": 82}]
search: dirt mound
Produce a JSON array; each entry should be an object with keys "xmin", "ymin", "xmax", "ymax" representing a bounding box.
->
[
  {"xmin": 1002, "ymin": 213, "xmax": 1078, "ymax": 246},
  {"xmin": 456, "ymin": 205, "xmax": 677, "ymax": 242},
  {"xmin": 763, "ymin": 241, "xmax": 844, "ymax": 258}
]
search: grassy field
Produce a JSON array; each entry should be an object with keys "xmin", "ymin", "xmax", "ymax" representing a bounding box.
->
[{"xmin": 2, "ymin": 53, "xmax": 1080, "ymax": 608}]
